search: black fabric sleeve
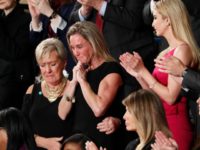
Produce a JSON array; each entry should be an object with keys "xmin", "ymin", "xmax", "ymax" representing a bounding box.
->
[{"xmin": 182, "ymin": 69, "xmax": 200, "ymax": 94}]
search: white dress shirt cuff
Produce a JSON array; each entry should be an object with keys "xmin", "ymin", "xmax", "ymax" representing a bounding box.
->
[
  {"xmin": 99, "ymin": 1, "xmax": 107, "ymax": 16},
  {"xmin": 30, "ymin": 21, "xmax": 43, "ymax": 32},
  {"xmin": 50, "ymin": 15, "xmax": 67, "ymax": 33},
  {"xmin": 78, "ymin": 9, "xmax": 87, "ymax": 21}
]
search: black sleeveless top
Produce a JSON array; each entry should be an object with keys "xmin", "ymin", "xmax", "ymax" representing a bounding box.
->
[
  {"xmin": 22, "ymin": 83, "xmax": 72, "ymax": 149},
  {"xmin": 72, "ymin": 61, "xmax": 124, "ymax": 149}
]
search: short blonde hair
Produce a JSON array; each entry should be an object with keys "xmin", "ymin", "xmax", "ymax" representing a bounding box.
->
[
  {"xmin": 123, "ymin": 89, "xmax": 171, "ymax": 148},
  {"xmin": 35, "ymin": 38, "xmax": 67, "ymax": 64},
  {"xmin": 67, "ymin": 21, "xmax": 115, "ymax": 62}
]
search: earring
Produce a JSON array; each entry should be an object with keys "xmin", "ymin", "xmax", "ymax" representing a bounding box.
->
[{"xmin": 63, "ymin": 69, "xmax": 69, "ymax": 79}]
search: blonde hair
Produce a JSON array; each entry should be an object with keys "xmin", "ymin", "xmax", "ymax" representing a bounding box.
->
[
  {"xmin": 67, "ymin": 21, "xmax": 115, "ymax": 62},
  {"xmin": 35, "ymin": 38, "xmax": 67, "ymax": 64},
  {"xmin": 152, "ymin": 0, "xmax": 200, "ymax": 68},
  {"xmin": 123, "ymin": 89, "xmax": 171, "ymax": 149}
]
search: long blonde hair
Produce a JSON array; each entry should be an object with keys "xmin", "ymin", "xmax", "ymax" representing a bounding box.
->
[
  {"xmin": 123, "ymin": 89, "xmax": 171, "ymax": 149},
  {"xmin": 67, "ymin": 21, "xmax": 115, "ymax": 62},
  {"xmin": 152, "ymin": 0, "xmax": 200, "ymax": 68}
]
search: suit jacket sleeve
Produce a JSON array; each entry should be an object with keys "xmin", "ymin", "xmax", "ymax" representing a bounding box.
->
[
  {"xmin": 69, "ymin": 2, "xmax": 82, "ymax": 24},
  {"xmin": 182, "ymin": 69, "xmax": 200, "ymax": 94},
  {"xmin": 30, "ymin": 3, "xmax": 74, "ymax": 49},
  {"xmin": 104, "ymin": 0, "xmax": 146, "ymax": 30}
]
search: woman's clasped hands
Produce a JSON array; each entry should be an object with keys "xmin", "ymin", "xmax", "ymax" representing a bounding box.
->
[{"xmin": 73, "ymin": 61, "xmax": 90, "ymax": 83}]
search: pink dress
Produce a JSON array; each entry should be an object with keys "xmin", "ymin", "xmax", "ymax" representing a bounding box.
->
[{"xmin": 152, "ymin": 49, "xmax": 193, "ymax": 150}]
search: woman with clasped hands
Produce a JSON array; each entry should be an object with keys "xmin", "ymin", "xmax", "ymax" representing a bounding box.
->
[
  {"xmin": 22, "ymin": 38, "xmax": 77, "ymax": 150},
  {"xmin": 119, "ymin": 0, "xmax": 200, "ymax": 149},
  {"xmin": 66, "ymin": 21, "xmax": 123, "ymax": 149}
]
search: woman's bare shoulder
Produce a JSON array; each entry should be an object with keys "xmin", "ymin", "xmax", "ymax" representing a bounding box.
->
[{"xmin": 26, "ymin": 84, "xmax": 34, "ymax": 94}]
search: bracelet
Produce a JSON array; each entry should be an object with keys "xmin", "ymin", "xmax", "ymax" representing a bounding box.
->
[
  {"xmin": 65, "ymin": 95, "xmax": 75, "ymax": 103},
  {"xmin": 49, "ymin": 11, "xmax": 57, "ymax": 20},
  {"xmin": 149, "ymin": 80, "xmax": 157, "ymax": 89}
]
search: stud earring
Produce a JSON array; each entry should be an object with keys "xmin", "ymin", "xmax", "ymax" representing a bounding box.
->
[{"xmin": 63, "ymin": 69, "xmax": 69, "ymax": 79}]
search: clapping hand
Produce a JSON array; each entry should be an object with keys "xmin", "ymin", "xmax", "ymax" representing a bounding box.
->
[
  {"xmin": 119, "ymin": 52, "xmax": 144, "ymax": 78},
  {"xmin": 28, "ymin": 0, "xmax": 53, "ymax": 17},
  {"xmin": 27, "ymin": 0, "xmax": 41, "ymax": 18},
  {"xmin": 151, "ymin": 131, "xmax": 178, "ymax": 150}
]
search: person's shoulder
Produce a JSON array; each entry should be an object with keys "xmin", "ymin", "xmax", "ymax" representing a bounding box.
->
[
  {"xmin": 174, "ymin": 43, "xmax": 192, "ymax": 61},
  {"xmin": 125, "ymin": 139, "xmax": 139, "ymax": 150},
  {"xmin": 104, "ymin": 61, "xmax": 123, "ymax": 72},
  {"xmin": 26, "ymin": 84, "xmax": 34, "ymax": 94}
]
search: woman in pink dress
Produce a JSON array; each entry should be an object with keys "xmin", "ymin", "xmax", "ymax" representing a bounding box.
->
[{"xmin": 119, "ymin": 0, "xmax": 200, "ymax": 149}]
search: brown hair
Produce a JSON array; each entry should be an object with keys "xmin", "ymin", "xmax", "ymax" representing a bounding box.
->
[{"xmin": 67, "ymin": 21, "xmax": 115, "ymax": 62}]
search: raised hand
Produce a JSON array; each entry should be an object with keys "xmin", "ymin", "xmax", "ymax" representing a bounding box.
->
[
  {"xmin": 27, "ymin": 0, "xmax": 40, "ymax": 18},
  {"xmin": 29, "ymin": 0, "xmax": 53, "ymax": 17},
  {"xmin": 119, "ymin": 52, "xmax": 144, "ymax": 77},
  {"xmin": 79, "ymin": 3, "xmax": 93, "ymax": 17}
]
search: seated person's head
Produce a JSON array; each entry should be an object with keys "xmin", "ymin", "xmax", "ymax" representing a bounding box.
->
[
  {"xmin": 61, "ymin": 133, "xmax": 91, "ymax": 150},
  {"xmin": 0, "ymin": 107, "xmax": 36, "ymax": 150},
  {"xmin": 122, "ymin": 89, "xmax": 171, "ymax": 140}
]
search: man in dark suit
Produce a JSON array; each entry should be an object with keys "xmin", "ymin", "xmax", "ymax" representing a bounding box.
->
[
  {"xmin": 70, "ymin": 0, "xmax": 158, "ymax": 93},
  {"xmin": 0, "ymin": 0, "xmax": 35, "ymax": 109}
]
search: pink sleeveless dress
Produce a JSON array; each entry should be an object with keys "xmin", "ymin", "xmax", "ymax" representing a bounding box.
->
[{"xmin": 152, "ymin": 49, "xmax": 193, "ymax": 150}]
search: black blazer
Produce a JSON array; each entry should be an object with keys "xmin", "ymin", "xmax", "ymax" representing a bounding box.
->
[
  {"xmin": 182, "ymin": 0, "xmax": 200, "ymax": 18},
  {"xmin": 0, "ymin": 4, "xmax": 34, "ymax": 85},
  {"xmin": 182, "ymin": 69, "xmax": 200, "ymax": 95}
]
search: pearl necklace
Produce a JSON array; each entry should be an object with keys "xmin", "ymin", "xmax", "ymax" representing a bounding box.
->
[{"xmin": 44, "ymin": 78, "xmax": 67, "ymax": 102}]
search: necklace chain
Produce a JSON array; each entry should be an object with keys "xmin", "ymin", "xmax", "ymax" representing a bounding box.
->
[{"xmin": 44, "ymin": 78, "xmax": 67, "ymax": 102}]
